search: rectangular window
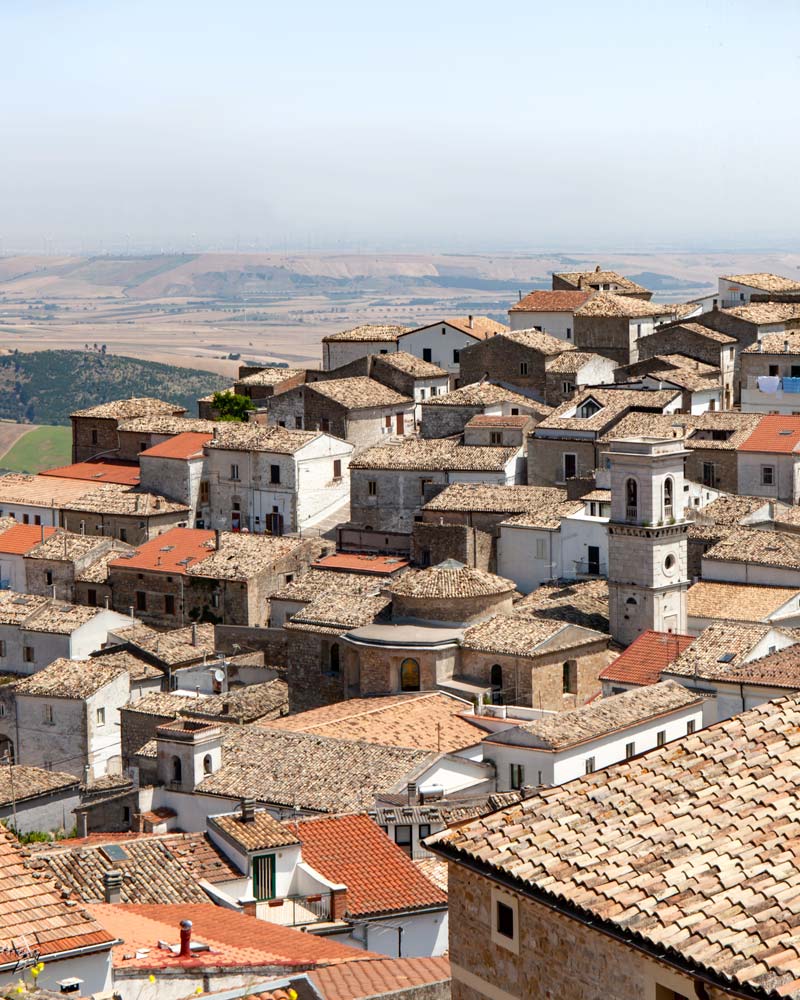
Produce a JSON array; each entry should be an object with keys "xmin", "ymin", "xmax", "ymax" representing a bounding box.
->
[
  {"xmin": 420, "ymin": 477, "xmax": 432, "ymax": 497},
  {"xmin": 657, "ymin": 730, "xmax": 666, "ymax": 747},
  {"xmin": 419, "ymin": 823, "xmax": 431, "ymax": 841},
  {"xmin": 136, "ymin": 591, "xmax": 147, "ymax": 612},
  {"xmin": 519, "ymin": 361, "xmax": 529, "ymax": 376},
  {"xmin": 585, "ymin": 756, "xmax": 596, "ymax": 774},
  {"xmin": 0, "ymin": 641, "xmax": 5, "ymax": 657},
  {"xmin": 34, "ymin": 515, "xmax": 41, "ymax": 526},
  {"xmin": 87, "ymin": 589, "xmax": 97, "ymax": 607},
  {"xmin": 320, "ymin": 417, "xmax": 330, "ymax": 433},
  {"xmin": 490, "ymin": 431, "xmax": 502, "ymax": 445},
  {"xmin": 769, "ymin": 364, "xmax": 780, "ymax": 377},
  {"xmin": 423, "ymin": 348, "xmax": 432, "ymax": 363},
  {"xmin": 687, "ymin": 719, "xmax": 696, "ymax": 735},
  {"xmin": 333, "ymin": 459, "xmax": 342, "ymax": 479},
  {"xmin": 199, "ymin": 481, "xmax": 210, "ymax": 504},
  {"xmin": 119, "ymin": 528, "xmax": 127, "ymax": 542},
  {"xmin": 91, "ymin": 429, "xmax": 98, "ymax": 445},
  {"xmin": 230, "ymin": 463, "xmax": 240, "ymax": 481},
  {"xmin": 762, "ymin": 465, "xmax": 775, "ymax": 486},
  {"xmin": 453, "ymin": 349, "xmax": 460, "ymax": 364},
  {"xmin": 496, "ymin": 900, "xmax": 514, "ymax": 939},
  {"xmin": 252, "ymin": 853, "xmax": 276, "ymax": 901},
  {"xmin": 562, "ymin": 380, "xmax": 575, "ymax": 395},
  {"xmin": 563, "ymin": 453, "xmax": 577, "ymax": 481},
  {"xmin": 23, "ymin": 646, "xmax": 34, "ymax": 663},
  {"xmin": 22, "ymin": 514, "xmax": 29, "ymax": 525},
  {"xmin": 295, "ymin": 416, "xmax": 303, "ymax": 429},
  {"xmin": 566, "ymin": 326, "xmax": 572, "ymax": 340},
  {"xmin": 702, "ymin": 462, "xmax": 715, "ymax": 487},
  {"xmin": 96, "ymin": 707, "xmax": 105, "ymax": 726},
  {"xmin": 45, "ymin": 570, "xmax": 53, "ymax": 586},
  {"xmin": 535, "ymin": 538, "xmax": 546, "ymax": 560},
  {"xmin": 270, "ymin": 464, "xmax": 281, "ymax": 484},
  {"xmin": 384, "ymin": 414, "xmax": 392, "ymax": 428},
  {"xmin": 164, "ymin": 594, "xmax": 175, "ymax": 615},
  {"xmin": 395, "ymin": 825, "xmax": 412, "ymax": 856},
  {"xmin": 43, "ymin": 704, "xmax": 54, "ymax": 725},
  {"xmin": 625, "ymin": 741, "xmax": 636, "ymax": 759},
  {"xmin": 509, "ymin": 763, "xmax": 525, "ymax": 789},
  {"xmin": 367, "ymin": 480, "xmax": 377, "ymax": 497}
]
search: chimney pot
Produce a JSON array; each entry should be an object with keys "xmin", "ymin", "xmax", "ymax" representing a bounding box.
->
[
  {"xmin": 241, "ymin": 797, "xmax": 256, "ymax": 823},
  {"xmin": 407, "ymin": 781, "xmax": 418, "ymax": 804},
  {"xmin": 103, "ymin": 869, "xmax": 123, "ymax": 904},
  {"xmin": 179, "ymin": 919, "xmax": 192, "ymax": 958},
  {"xmin": 215, "ymin": 529, "xmax": 220, "ymax": 551},
  {"xmin": 785, "ymin": 340, "xmax": 790, "ymax": 352},
  {"xmin": 191, "ymin": 623, "xmax": 198, "ymax": 646},
  {"xmin": 468, "ymin": 314, "xmax": 473, "ymax": 329}
]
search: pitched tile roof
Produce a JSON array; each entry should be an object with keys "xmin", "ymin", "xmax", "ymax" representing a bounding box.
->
[
  {"xmin": 183, "ymin": 679, "xmax": 288, "ymax": 724},
  {"xmin": 464, "ymin": 414, "xmax": 531, "ymax": 428},
  {"xmin": 0, "ymin": 523, "xmax": 57, "ymax": 555},
  {"xmin": 499, "ymin": 496, "xmax": 584, "ymax": 529},
  {"xmin": 89, "ymin": 902, "xmax": 371, "ymax": 970},
  {"xmin": 375, "ymin": 351, "xmax": 448, "ymax": 377},
  {"xmin": 70, "ymin": 397, "xmax": 185, "ymax": 419},
  {"xmin": 30, "ymin": 833, "xmax": 240, "ymax": 904},
  {"xmin": 0, "ymin": 473, "xmax": 107, "ymax": 508},
  {"xmin": 510, "ymin": 290, "xmax": 592, "ymax": 313},
  {"xmin": 536, "ymin": 388, "xmax": 680, "ymax": 433},
  {"xmin": 25, "ymin": 530, "xmax": 109, "ymax": 563},
  {"xmin": 15, "ymin": 657, "xmax": 127, "ymax": 699},
  {"xmin": 139, "ymin": 431, "xmax": 213, "ymax": 460},
  {"xmin": 268, "ymin": 568, "xmax": 389, "ymax": 604},
  {"xmin": 90, "ymin": 648, "xmax": 163, "ymax": 682},
  {"xmin": 284, "ymin": 592, "xmax": 391, "ymax": 634},
  {"xmin": 22, "ymin": 601, "xmax": 110, "ymax": 635},
  {"xmin": 322, "ymin": 324, "xmax": 408, "ymax": 343},
  {"xmin": 688, "ymin": 582, "xmax": 800, "ymax": 624},
  {"xmin": 193, "ymin": 727, "xmax": 436, "ymax": 813},
  {"xmin": 287, "ymin": 814, "xmax": 447, "ymax": 917},
  {"xmin": 235, "ymin": 367, "xmax": 304, "ymax": 385},
  {"xmin": 721, "ymin": 271, "xmax": 800, "ymax": 292},
  {"xmin": 554, "ymin": 269, "xmax": 649, "ymax": 294},
  {"xmin": 422, "ymin": 381, "xmax": 545, "ymax": 409},
  {"xmin": 0, "ymin": 828, "xmax": 114, "ymax": 962},
  {"xmin": 110, "ymin": 621, "xmax": 215, "ymax": 666},
  {"xmin": 598, "ymin": 410, "xmax": 761, "ymax": 450},
  {"xmin": 599, "ymin": 630, "xmax": 695, "ymax": 687},
  {"xmin": 312, "ymin": 552, "xmax": 408, "ymax": 575},
  {"xmin": 429, "ymin": 694, "xmax": 800, "ymax": 999},
  {"xmin": 739, "ymin": 414, "xmax": 800, "ymax": 453},
  {"xmin": 109, "ymin": 527, "xmax": 216, "ymax": 575},
  {"xmin": 545, "ymin": 350, "xmax": 609, "ymax": 374},
  {"xmin": 116, "ymin": 415, "xmax": 217, "ymax": 434},
  {"xmin": 499, "ymin": 329, "xmax": 573, "ymax": 355},
  {"xmin": 662, "ymin": 621, "xmax": 791, "ymax": 682},
  {"xmin": 390, "ymin": 562, "xmax": 515, "ymax": 600},
  {"xmin": 512, "ymin": 579, "xmax": 610, "ymax": 633},
  {"xmin": 0, "ymin": 590, "xmax": 50, "ymax": 625},
  {"xmin": 703, "ymin": 526, "xmax": 800, "ymax": 570},
  {"xmin": 306, "ymin": 377, "xmax": 411, "ymax": 410},
  {"xmin": 442, "ymin": 315, "xmax": 508, "ymax": 338},
  {"xmin": 718, "ymin": 644, "xmax": 800, "ymax": 690},
  {"xmin": 462, "ymin": 615, "xmax": 604, "ymax": 658},
  {"xmin": 310, "ymin": 956, "xmax": 451, "ymax": 1000},
  {"xmin": 185, "ymin": 532, "xmax": 306, "ymax": 581},
  {"xmin": 205, "ymin": 422, "xmax": 321, "ymax": 454},
  {"xmin": 261, "ymin": 692, "xmax": 483, "ymax": 752},
  {"xmin": 209, "ymin": 810, "xmax": 300, "ymax": 852},
  {"xmin": 59, "ymin": 483, "xmax": 189, "ymax": 516},
  {"xmin": 574, "ymin": 291, "xmax": 664, "ymax": 318},
  {"xmin": 40, "ymin": 460, "xmax": 141, "ymax": 485},
  {"xmin": 743, "ymin": 330, "xmax": 800, "ymax": 355},
  {"xmin": 723, "ymin": 301, "xmax": 800, "ymax": 325},
  {"xmin": 349, "ymin": 438, "xmax": 518, "ymax": 472},
  {"xmin": 0, "ymin": 766, "xmax": 78, "ymax": 807},
  {"xmin": 487, "ymin": 681, "xmax": 701, "ymax": 751},
  {"xmin": 655, "ymin": 321, "xmax": 737, "ymax": 344}
]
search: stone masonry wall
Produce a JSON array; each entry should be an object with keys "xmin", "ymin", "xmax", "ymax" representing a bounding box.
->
[
  {"xmin": 527, "ymin": 437, "xmax": 598, "ymax": 486},
  {"xmin": 419, "ymin": 405, "xmax": 481, "ymax": 439},
  {"xmin": 458, "ymin": 339, "xmax": 551, "ymax": 400},
  {"xmin": 72, "ymin": 416, "xmax": 119, "ymax": 463},
  {"xmin": 285, "ymin": 628, "xmax": 346, "ymax": 712},
  {"xmin": 573, "ymin": 316, "xmax": 632, "ymax": 366},
  {"xmin": 121, "ymin": 706, "xmax": 178, "ymax": 768},
  {"xmin": 411, "ymin": 522, "xmax": 493, "ymax": 572}
]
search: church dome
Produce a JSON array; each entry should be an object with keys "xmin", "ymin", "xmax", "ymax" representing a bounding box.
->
[{"xmin": 390, "ymin": 560, "xmax": 516, "ymax": 623}]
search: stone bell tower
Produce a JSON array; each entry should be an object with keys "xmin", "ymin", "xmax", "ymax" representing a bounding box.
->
[{"xmin": 605, "ymin": 436, "xmax": 689, "ymax": 646}]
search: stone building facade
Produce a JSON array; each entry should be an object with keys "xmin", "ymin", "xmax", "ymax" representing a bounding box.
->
[
  {"xmin": 458, "ymin": 330, "xmax": 569, "ymax": 399},
  {"xmin": 70, "ymin": 399, "xmax": 187, "ymax": 463}
]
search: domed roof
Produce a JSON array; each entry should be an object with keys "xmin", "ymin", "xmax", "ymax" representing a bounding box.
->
[{"xmin": 390, "ymin": 560, "xmax": 516, "ymax": 600}]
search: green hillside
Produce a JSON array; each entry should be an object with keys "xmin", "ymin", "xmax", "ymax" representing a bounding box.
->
[{"xmin": 0, "ymin": 351, "xmax": 229, "ymax": 426}]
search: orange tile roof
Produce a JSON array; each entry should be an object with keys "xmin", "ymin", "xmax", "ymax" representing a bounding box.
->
[
  {"xmin": 41, "ymin": 460, "xmax": 141, "ymax": 485},
  {"xmin": 0, "ymin": 523, "xmax": 56, "ymax": 555},
  {"xmin": 311, "ymin": 956, "xmax": 451, "ymax": 999},
  {"xmin": 0, "ymin": 828, "xmax": 114, "ymax": 964},
  {"xmin": 510, "ymin": 289, "xmax": 592, "ymax": 313},
  {"xmin": 89, "ymin": 902, "xmax": 372, "ymax": 970},
  {"xmin": 139, "ymin": 431, "xmax": 213, "ymax": 460},
  {"xmin": 289, "ymin": 814, "xmax": 447, "ymax": 917},
  {"xmin": 108, "ymin": 526, "xmax": 215, "ymax": 575},
  {"xmin": 600, "ymin": 630, "xmax": 694, "ymax": 687},
  {"xmin": 739, "ymin": 414, "xmax": 800, "ymax": 454},
  {"xmin": 312, "ymin": 552, "xmax": 409, "ymax": 575}
]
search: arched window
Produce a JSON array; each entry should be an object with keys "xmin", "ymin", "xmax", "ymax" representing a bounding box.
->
[
  {"xmin": 625, "ymin": 479, "xmax": 638, "ymax": 519},
  {"xmin": 203, "ymin": 754, "xmax": 213, "ymax": 775},
  {"xmin": 400, "ymin": 658, "xmax": 420, "ymax": 692},
  {"xmin": 562, "ymin": 660, "xmax": 577, "ymax": 695},
  {"xmin": 171, "ymin": 756, "xmax": 182, "ymax": 783},
  {"xmin": 329, "ymin": 642, "xmax": 340, "ymax": 674},
  {"xmin": 626, "ymin": 596, "xmax": 638, "ymax": 605},
  {"xmin": 663, "ymin": 477, "xmax": 674, "ymax": 519},
  {"xmin": 490, "ymin": 664, "xmax": 503, "ymax": 705}
]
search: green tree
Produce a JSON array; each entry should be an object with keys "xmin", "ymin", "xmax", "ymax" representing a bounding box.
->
[{"xmin": 212, "ymin": 390, "xmax": 255, "ymax": 422}]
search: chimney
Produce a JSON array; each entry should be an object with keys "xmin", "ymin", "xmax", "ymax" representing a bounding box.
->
[
  {"xmin": 214, "ymin": 529, "xmax": 220, "ymax": 551},
  {"xmin": 104, "ymin": 595, "xmax": 110, "ymax": 609},
  {"xmin": 103, "ymin": 870, "xmax": 122, "ymax": 904},
  {"xmin": 517, "ymin": 290, "xmax": 522, "ymax": 302},
  {"xmin": 758, "ymin": 340, "xmax": 763, "ymax": 352},
  {"xmin": 191, "ymin": 623, "xmax": 198, "ymax": 646},
  {"xmin": 40, "ymin": 523, "xmax": 45, "ymax": 543},
  {"xmin": 407, "ymin": 781, "xmax": 418, "ymax": 804},
  {"xmin": 129, "ymin": 605, "xmax": 135, "ymax": 620},
  {"xmin": 179, "ymin": 919, "xmax": 192, "ymax": 958},
  {"xmin": 240, "ymin": 797, "xmax": 256, "ymax": 823},
  {"xmin": 785, "ymin": 340, "xmax": 790, "ymax": 352},
  {"xmin": 468, "ymin": 315, "xmax": 474, "ymax": 330}
]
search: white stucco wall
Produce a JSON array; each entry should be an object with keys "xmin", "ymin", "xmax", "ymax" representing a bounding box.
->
[
  {"xmin": 509, "ymin": 311, "xmax": 575, "ymax": 340},
  {"xmin": 399, "ymin": 324, "xmax": 483, "ymax": 374},
  {"xmin": 737, "ymin": 451, "xmax": 800, "ymax": 504},
  {"xmin": 323, "ymin": 339, "xmax": 397, "ymax": 370}
]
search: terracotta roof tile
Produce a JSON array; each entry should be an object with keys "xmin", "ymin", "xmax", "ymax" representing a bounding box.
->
[
  {"xmin": 575, "ymin": 291, "xmax": 664, "ymax": 318},
  {"xmin": 41, "ymin": 460, "xmax": 141, "ymax": 485},
  {"xmin": 510, "ymin": 290, "xmax": 592, "ymax": 313},
  {"xmin": 545, "ymin": 350, "xmax": 609, "ymax": 373},
  {"xmin": 310, "ymin": 956, "xmax": 451, "ymax": 999},
  {"xmin": 139, "ymin": 431, "xmax": 213, "ymax": 460},
  {"xmin": 739, "ymin": 414, "xmax": 800, "ymax": 453},
  {"xmin": 721, "ymin": 272, "xmax": 800, "ymax": 293},
  {"xmin": 375, "ymin": 351, "xmax": 447, "ymax": 378},
  {"xmin": 16, "ymin": 657, "xmax": 127, "ymax": 699},
  {"xmin": 599, "ymin": 630, "xmax": 695, "ymax": 687},
  {"xmin": 287, "ymin": 814, "xmax": 446, "ymax": 917},
  {"xmin": 390, "ymin": 562, "xmax": 515, "ymax": 600},
  {"xmin": 462, "ymin": 614, "xmax": 604, "ymax": 658},
  {"xmin": 464, "ymin": 414, "xmax": 531, "ymax": 428},
  {"xmin": 429, "ymin": 694, "xmax": 800, "ymax": 997},
  {"xmin": 422, "ymin": 381, "xmax": 546, "ymax": 409},
  {"xmin": 306, "ymin": 377, "xmax": 411, "ymax": 410},
  {"xmin": 513, "ymin": 579, "xmax": 610, "ymax": 633},
  {"xmin": 209, "ymin": 810, "xmax": 300, "ymax": 852},
  {"xmin": 235, "ymin": 367, "xmax": 304, "ymax": 386},
  {"xmin": 703, "ymin": 526, "xmax": 800, "ymax": 570},
  {"xmin": 744, "ymin": 331, "xmax": 800, "ymax": 355},
  {"xmin": 59, "ymin": 483, "xmax": 188, "ymax": 516},
  {"xmin": 554, "ymin": 269, "xmax": 649, "ymax": 294},
  {"xmin": 688, "ymin": 582, "xmax": 800, "ymax": 624},
  {"xmin": 268, "ymin": 568, "xmax": 390, "ymax": 603},
  {"xmin": 350, "ymin": 438, "xmax": 518, "ymax": 472},
  {"xmin": 205, "ymin": 422, "xmax": 321, "ymax": 454},
  {"xmin": 0, "ymin": 523, "xmax": 57, "ymax": 555},
  {"xmin": 0, "ymin": 766, "xmax": 78, "ymax": 807},
  {"xmin": 0, "ymin": 473, "xmax": 107, "ymax": 507},
  {"xmin": 285, "ymin": 592, "xmax": 391, "ymax": 634},
  {"xmin": 71, "ymin": 397, "xmax": 185, "ymax": 419},
  {"xmin": 110, "ymin": 621, "xmax": 215, "ymax": 666},
  {"xmin": 663, "ymin": 621, "xmax": 792, "ymax": 683},
  {"xmin": 423, "ymin": 483, "xmax": 567, "ymax": 514},
  {"xmin": 116, "ymin": 415, "xmax": 217, "ymax": 434},
  {"xmin": 108, "ymin": 527, "xmax": 215, "ymax": 575},
  {"xmin": 537, "ymin": 388, "xmax": 680, "ymax": 434},
  {"xmin": 322, "ymin": 325, "xmax": 408, "ymax": 344},
  {"xmin": 719, "ymin": 644, "xmax": 800, "ymax": 689}
]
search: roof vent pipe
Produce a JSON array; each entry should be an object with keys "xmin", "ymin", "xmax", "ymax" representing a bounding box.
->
[{"xmin": 179, "ymin": 919, "xmax": 192, "ymax": 958}]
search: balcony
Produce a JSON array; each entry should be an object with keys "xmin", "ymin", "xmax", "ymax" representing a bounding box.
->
[{"xmin": 256, "ymin": 891, "xmax": 331, "ymax": 927}]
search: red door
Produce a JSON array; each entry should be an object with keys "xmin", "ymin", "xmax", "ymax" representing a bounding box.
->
[{"xmin": 396, "ymin": 412, "xmax": 404, "ymax": 435}]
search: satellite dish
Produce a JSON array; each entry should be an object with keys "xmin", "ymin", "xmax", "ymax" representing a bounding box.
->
[{"xmin": 213, "ymin": 669, "xmax": 225, "ymax": 683}]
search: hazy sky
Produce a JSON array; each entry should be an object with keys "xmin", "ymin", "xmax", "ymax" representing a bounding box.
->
[{"xmin": 3, "ymin": 0, "xmax": 800, "ymax": 253}]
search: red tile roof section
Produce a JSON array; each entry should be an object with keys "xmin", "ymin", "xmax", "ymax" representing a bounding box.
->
[
  {"xmin": 108, "ymin": 527, "xmax": 215, "ymax": 575},
  {"xmin": 311, "ymin": 956, "xmax": 451, "ymax": 1000},
  {"xmin": 313, "ymin": 553, "xmax": 409, "ymax": 575},
  {"xmin": 140, "ymin": 432, "xmax": 213, "ymax": 460},
  {"xmin": 0, "ymin": 829, "xmax": 114, "ymax": 962},
  {"xmin": 290, "ymin": 814, "xmax": 447, "ymax": 917},
  {"xmin": 739, "ymin": 414, "xmax": 800, "ymax": 454},
  {"xmin": 600, "ymin": 630, "xmax": 695, "ymax": 687},
  {"xmin": 510, "ymin": 290, "xmax": 593, "ymax": 313},
  {"xmin": 41, "ymin": 461, "xmax": 141, "ymax": 485},
  {"xmin": 89, "ymin": 902, "xmax": 375, "ymax": 970},
  {"xmin": 0, "ymin": 523, "xmax": 57, "ymax": 555}
]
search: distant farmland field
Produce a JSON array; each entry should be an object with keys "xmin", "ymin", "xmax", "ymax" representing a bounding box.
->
[{"xmin": 0, "ymin": 425, "xmax": 71, "ymax": 474}]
